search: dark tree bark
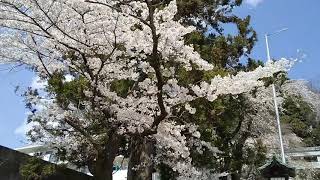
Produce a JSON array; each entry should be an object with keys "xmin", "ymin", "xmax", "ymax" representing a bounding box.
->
[
  {"xmin": 88, "ymin": 133, "xmax": 120, "ymax": 180},
  {"xmin": 127, "ymin": 136, "xmax": 155, "ymax": 180},
  {"xmin": 93, "ymin": 156, "xmax": 114, "ymax": 180}
]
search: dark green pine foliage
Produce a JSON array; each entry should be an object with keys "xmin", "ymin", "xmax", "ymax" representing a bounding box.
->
[
  {"xmin": 191, "ymin": 95, "xmax": 266, "ymax": 176},
  {"xmin": 281, "ymin": 95, "xmax": 320, "ymax": 146},
  {"xmin": 47, "ymin": 72, "xmax": 89, "ymax": 109},
  {"xmin": 19, "ymin": 157, "xmax": 57, "ymax": 180},
  {"xmin": 159, "ymin": 0, "xmax": 267, "ymax": 179}
]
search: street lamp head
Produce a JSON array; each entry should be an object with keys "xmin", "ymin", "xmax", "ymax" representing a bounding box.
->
[
  {"xmin": 266, "ymin": 27, "xmax": 289, "ymax": 37},
  {"xmin": 276, "ymin": 27, "xmax": 289, "ymax": 33}
]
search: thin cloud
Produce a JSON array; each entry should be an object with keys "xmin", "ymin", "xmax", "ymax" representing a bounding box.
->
[
  {"xmin": 245, "ymin": 0, "xmax": 264, "ymax": 7},
  {"xmin": 15, "ymin": 76, "xmax": 47, "ymax": 136},
  {"xmin": 14, "ymin": 116, "xmax": 32, "ymax": 136}
]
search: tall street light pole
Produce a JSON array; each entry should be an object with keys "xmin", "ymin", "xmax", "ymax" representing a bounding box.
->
[{"xmin": 265, "ymin": 28, "xmax": 288, "ymax": 164}]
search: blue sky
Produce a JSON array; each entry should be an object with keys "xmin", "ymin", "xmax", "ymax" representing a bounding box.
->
[
  {"xmin": 237, "ymin": 0, "xmax": 320, "ymax": 82},
  {"xmin": 0, "ymin": 67, "xmax": 33, "ymax": 148},
  {"xmin": 0, "ymin": 0, "xmax": 320, "ymax": 148}
]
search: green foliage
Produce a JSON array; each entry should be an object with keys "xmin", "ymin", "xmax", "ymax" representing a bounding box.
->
[
  {"xmin": 183, "ymin": 95, "xmax": 267, "ymax": 176},
  {"xmin": 184, "ymin": 29, "xmax": 257, "ymax": 69},
  {"xmin": 175, "ymin": 67, "xmax": 205, "ymax": 87},
  {"xmin": 281, "ymin": 95, "xmax": 320, "ymax": 146},
  {"xmin": 234, "ymin": 58, "xmax": 264, "ymax": 73},
  {"xmin": 176, "ymin": 67, "xmax": 228, "ymax": 86},
  {"xmin": 260, "ymin": 72, "xmax": 289, "ymax": 88},
  {"xmin": 282, "ymin": 96, "xmax": 315, "ymax": 125},
  {"xmin": 174, "ymin": 0, "xmax": 258, "ymax": 69},
  {"xmin": 47, "ymin": 72, "xmax": 89, "ymax": 109},
  {"xmin": 247, "ymin": 58, "xmax": 264, "ymax": 70},
  {"xmin": 161, "ymin": 1, "xmax": 268, "ymax": 176},
  {"xmin": 19, "ymin": 157, "xmax": 56, "ymax": 180},
  {"xmin": 175, "ymin": 0, "xmax": 243, "ymax": 33},
  {"xmin": 198, "ymin": 95, "xmax": 248, "ymax": 138},
  {"xmin": 110, "ymin": 79, "xmax": 135, "ymax": 98}
]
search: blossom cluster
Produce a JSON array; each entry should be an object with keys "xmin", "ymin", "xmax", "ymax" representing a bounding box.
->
[{"xmin": 0, "ymin": 0, "xmax": 293, "ymax": 178}]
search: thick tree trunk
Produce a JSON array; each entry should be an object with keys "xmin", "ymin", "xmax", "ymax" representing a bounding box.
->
[
  {"xmin": 127, "ymin": 136, "xmax": 155, "ymax": 180},
  {"xmin": 93, "ymin": 157, "xmax": 114, "ymax": 180},
  {"xmin": 88, "ymin": 133, "xmax": 120, "ymax": 180}
]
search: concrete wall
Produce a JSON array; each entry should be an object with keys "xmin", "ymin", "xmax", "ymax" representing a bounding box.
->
[{"xmin": 0, "ymin": 145, "xmax": 93, "ymax": 180}]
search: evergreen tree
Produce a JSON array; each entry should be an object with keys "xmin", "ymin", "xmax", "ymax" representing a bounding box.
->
[{"xmin": 0, "ymin": 0, "xmax": 291, "ymax": 179}]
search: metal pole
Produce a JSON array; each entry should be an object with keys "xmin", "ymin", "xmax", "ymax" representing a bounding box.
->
[
  {"xmin": 265, "ymin": 34, "xmax": 271, "ymax": 62},
  {"xmin": 272, "ymin": 84, "xmax": 286, "ymax": 164},
  {"xmin": 265, "ymin": 33, "xmax": 286, "ymax": 164}
]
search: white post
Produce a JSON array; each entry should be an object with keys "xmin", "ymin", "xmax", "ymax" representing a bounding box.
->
[
  {"xmin": 265, "ymin": 34, "xmax": 271, "ymax": 63},
  {"xmin": 265, "ymin": 33, "xmax": 286, "ymax": 164},
  {"xmin": 272, "ymin": 84, "xmax": 286, "ymax": 164}
]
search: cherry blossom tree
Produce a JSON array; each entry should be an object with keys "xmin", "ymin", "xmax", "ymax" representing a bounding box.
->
[{"xmin": 0, "ymin": 0, "xmax": 292, "ymax": 179}]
